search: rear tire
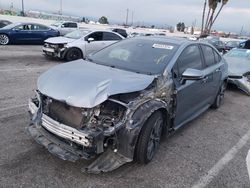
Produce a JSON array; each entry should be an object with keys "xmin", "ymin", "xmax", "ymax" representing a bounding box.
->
[
  {"xmin": 212, "ymin": 82, "xmax": 227, "ymax": 109},
  {"xmin": 65, "ymin": 48, "xmax": 83, "ymax": 61},
  {"xmin": 135, "ymin": 111, "xmax": 163, "ymax": 164},
  {"xmin": 0, "ymin": 34, "xmax": 9, "ymax": 45}
]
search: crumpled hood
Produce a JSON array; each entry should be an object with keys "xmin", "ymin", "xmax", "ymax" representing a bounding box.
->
[
  {"xmin": 37, "ymin": 60, "xmax": 155, "ymax": 108},
  {"xmin": 225, "ymin": 56, "xmax": 250, "ymax": 76},
  {"xmin": 45, "ymin": 36, "xmax": 75, "ymax": 44}
]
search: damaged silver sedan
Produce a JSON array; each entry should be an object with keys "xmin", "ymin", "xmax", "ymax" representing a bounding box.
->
[
  {"xmin": 224, "ymin": 48, "xmax": 250, "ymax": 95},
  {"xmin": 27, "ymin": 37, "xmax": 228, "ymax": 173}
]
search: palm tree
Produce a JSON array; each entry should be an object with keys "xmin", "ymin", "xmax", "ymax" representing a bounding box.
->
[
  {"xmin": 201, "ymin": 0, "xmax": 229, "ymax": 35},
  {"xmin": 207, "ymin": 0, "xmax": 219, "ymax": 33},
  {"xmin": 209, "ymin": 0, "xmax": 229, "ymax": 29},
  {"xmin": 201, "ymin": 0, "xmax": 207, "ymax": 34}
]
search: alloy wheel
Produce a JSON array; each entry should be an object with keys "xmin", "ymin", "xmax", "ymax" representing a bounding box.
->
[{"xmin": 0, "ymin": 34, "xmax": 9, "ymax": 45}]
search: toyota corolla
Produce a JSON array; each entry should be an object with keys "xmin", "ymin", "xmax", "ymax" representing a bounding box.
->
[{"xmin": 27, "ymin": 36, "xmax": 228, "ymax": 173}]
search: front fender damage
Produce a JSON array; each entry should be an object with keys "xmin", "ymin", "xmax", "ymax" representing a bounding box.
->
[{"xmin": 27, "ymin": 76, "xmax": 174, "ymax": 174}]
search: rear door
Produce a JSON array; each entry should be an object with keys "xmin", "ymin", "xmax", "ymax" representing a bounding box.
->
[
  {"xmin": 173, "ymin": 45, "xmax": 208, "ymax": 128},
  {"xmin": 200, "ymin": 44, "xmax": 222, "ymax": 103},
  {"xmin": 102, "ymin": 32, "xmax": 123, "ymax": 46},
  {"xmin": 30, "ymin": 24, "xmax": 51, "ymax": 43}
]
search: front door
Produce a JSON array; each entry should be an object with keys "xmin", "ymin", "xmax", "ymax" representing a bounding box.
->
[
  {"xmin": 85, "ymin": 32, "xmax": 105, "ymax": 55},
  {"xmin": 173, "ymin": 45, "xmax": 208, "ymax": 128}
]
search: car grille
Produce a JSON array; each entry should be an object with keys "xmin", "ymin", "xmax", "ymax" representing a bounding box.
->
[
  {"xmin": 228, "ymin": 75, "xmax": 242, "ymax": 79},
  {"xmin": 42, "ymin": 95, "xmax": 85, "ymax": 129},
  {"xmin": 44, "ymin": 43, "xmax": 58, "ymax": 49}
]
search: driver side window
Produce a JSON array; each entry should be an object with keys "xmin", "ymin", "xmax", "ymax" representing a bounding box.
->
[
  {"xmin": 177, "ymin": 45, "xmax": 203, "ymax": 76},
  {"xmin": 86, "ymin": 32, "xmax": 103, "ymax": 41}
]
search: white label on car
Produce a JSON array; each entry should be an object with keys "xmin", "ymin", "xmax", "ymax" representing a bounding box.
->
[{"xmin": 152, "ymin": 44, "xmax": 174, "ymax": 50}]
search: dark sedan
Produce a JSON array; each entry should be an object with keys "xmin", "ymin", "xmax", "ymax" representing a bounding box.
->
[{"xmin": 0, "ymin": 22, "xmax": 59, "ymax": 45}]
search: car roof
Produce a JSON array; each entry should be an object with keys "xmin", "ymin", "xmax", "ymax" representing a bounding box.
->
[
  {"xmin": 131, "ymin": 36, "xmax": 191, "ymax": 46},
  {"xmin": 78, "ymin": 28, "xmax": 125, "ymax": 37}
]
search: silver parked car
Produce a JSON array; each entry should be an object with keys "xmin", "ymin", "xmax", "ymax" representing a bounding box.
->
[
  {"xmin": 224, "ymin": 48, "xmax": 250, "ymax": 95},
  {"xmin": 27, "ymin": 37, "xmax": 228, "ymax": 173},
  {"xmin": 43, "ymin": 29, "xmax": 124, "ymax": 61}
]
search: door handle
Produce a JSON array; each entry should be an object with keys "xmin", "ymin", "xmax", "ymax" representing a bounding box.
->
[
  {"xmin": 215, "ymin": 68, "xmax": 221, "ymax": 72},
  {"xmin": 201, "ymin": 76, "xmax": 208, "ymax": 83}
]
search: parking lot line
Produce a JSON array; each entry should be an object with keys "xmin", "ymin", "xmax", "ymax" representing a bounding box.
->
[
  {"xmin": 0, "ymin": 67, "xmax": 49, "ymax": 72},
  {"xmin": 191, "ymin": 125, "xmax": 250, "ymax": 188}
]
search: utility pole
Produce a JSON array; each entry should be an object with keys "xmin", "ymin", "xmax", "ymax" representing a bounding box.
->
[
  {"xmin": 125, "ymin": 8, "xmax": 129, "ymax": 26},
  {"xmin": 21, "ymin": 0, "xmax": 24, "ymax": 16},
  {"xmin": 59, "ymin": 0, "xmax": 62, "ymax": 19},
  {"xmin": 240, "ymin": 25, "xmax": 244, "ymax": 36},
  {"xmin": 131, "ymin": 11, "xmax": 134, "ymax": 26}
]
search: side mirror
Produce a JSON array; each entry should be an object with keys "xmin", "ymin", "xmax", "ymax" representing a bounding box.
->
[
  {"xmin": 181, "ymin": 68, "xmax": 204, "ymax": 84},
  {"xmin": 87, "ymin": 38, "xmax": 94, "ymax": 43},
  {"xmin": 61, "ymin": 24, "xmax": 65, "ymax": 28}
]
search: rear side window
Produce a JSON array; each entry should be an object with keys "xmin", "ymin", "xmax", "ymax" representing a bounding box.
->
[
  {"xmin": 31, "ymin": 24, "xmax": 49, "ymax": 30},
  {"xmin": 103, "ymin": 32, "xmax": 122, "ymax": 40},
  {"xmin": 201, "ymin": 45, "xmax": 215, "ymax": 67},
  {"xmin": 214, "ymin": 51, "xmax": 221, "ymax": 63},
  {"xmin": 177, "ymin": 45, "xmax": 203, "ymax": 75}
]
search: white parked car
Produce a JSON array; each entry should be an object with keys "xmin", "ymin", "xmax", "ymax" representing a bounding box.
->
[
  {"xmin": 43, "ymin": 29, "xmax": 124, "ymax": 61},
  {"xmin": 51, "ymin": 21, "xmax": 78, "ymax": 36}
]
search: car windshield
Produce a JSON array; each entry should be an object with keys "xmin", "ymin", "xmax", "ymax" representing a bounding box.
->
[
  {"xmin": 64, "ymin": 30, "xmax": 90, "ymax": 39},
  {"xmin": 225, "ymin": 49, "xmax": 250, "ymax": 59},
  {"xmin": 89, "ymin": 38, "xmax": 179, "ymax": 75}
]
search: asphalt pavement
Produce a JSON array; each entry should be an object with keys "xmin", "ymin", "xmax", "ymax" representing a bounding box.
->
[{"xmin": 0, "ymin": 45, "xmax": 250, "ymax": 188}]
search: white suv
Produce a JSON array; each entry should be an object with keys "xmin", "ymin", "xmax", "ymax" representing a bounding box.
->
[{"xmin": 43, "ymin": 29, "xmax": 124, "ymax": 61}]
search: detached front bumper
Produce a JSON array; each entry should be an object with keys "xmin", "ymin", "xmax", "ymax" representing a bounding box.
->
[{"xmin": 27, "ymin": 100, "xmax": 104, "ymax": 160}]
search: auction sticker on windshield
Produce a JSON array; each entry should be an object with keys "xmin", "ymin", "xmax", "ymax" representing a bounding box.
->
[{"xmin": 152, "ymin": 44, "xmax": 174, "ymax": 50}]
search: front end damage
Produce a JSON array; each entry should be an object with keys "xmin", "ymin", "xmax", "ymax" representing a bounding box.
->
[
  {"xmin": 43, "ymin": 43, "xmax": 67, "ymax": 59},
  {"xmin": 228, "ymin": 73, "xmax": 250, "ymax": 95},
  {"xmin": 26, "ymin": 75, "xmax": 173, "ymax": 174}
]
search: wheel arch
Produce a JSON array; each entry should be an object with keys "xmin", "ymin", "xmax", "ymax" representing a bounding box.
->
[
  {"xmin": 115, "ymin": 99, "xmax": 170, "ymax": 160},
  {"xmin": 0, "ymin": 33, "xmax": 11, "ymax": 44},
  {"xmin": 64, "ymin": 47, "xmax": 84, "ymax": 60}
]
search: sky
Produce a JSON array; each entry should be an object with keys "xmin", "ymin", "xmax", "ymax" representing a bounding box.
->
[{"xmin": 1, "ymin": 0, "xmax": 250, "ymax": 34}]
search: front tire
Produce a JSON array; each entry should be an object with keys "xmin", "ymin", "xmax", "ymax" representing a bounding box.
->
[
  {"xmin": 0, "ymin": 34, "xmax": 9, "ymax": 45},
  {"xmin": 65, "ymin": 48, "xmax": 83, "ymax": 61},
  {"xmin": 135, "ymin": 111, "xmax": 164, "ymax": 164}
]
